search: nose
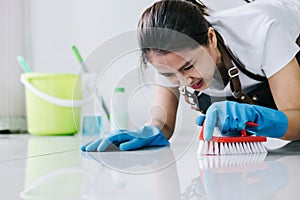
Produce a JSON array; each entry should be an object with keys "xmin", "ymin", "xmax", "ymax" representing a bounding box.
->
[{"xmin": 176, "ymin": 73, "xmax": 193, "ymax": 87}]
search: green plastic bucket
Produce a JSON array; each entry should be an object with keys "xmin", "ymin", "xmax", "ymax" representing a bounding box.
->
[{"xmin": 21, "ymin": 73, "xmax": 83, "ymax": 135}]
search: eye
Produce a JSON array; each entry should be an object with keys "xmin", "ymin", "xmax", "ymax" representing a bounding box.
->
[
  {"xmin": 160, "ymin": 73, "xmax": 175, "ymax": 78},
  {"xmin": 182, "ymin": 65, "xmax": 193, "ymax": 71},
  {"xmin": 163, "ymin": 73, "xmax": 175, "ymax": 78}
]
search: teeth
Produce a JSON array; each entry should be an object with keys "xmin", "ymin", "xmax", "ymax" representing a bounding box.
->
[{"xmin": 191, "ymin": 80, "xmax": 202, "ymax": 89}]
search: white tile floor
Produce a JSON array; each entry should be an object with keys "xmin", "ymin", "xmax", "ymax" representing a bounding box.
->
[{"xmin": 0, "ymin": 134, "xmax": 299, "ymax": 200}]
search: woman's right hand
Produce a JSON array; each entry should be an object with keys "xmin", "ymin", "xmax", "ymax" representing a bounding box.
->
[{"xmin": 195, "ymin": 101, "xmax": 288, "ymax": 141}]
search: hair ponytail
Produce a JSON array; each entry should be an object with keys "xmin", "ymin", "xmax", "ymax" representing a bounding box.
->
[{"xmin": 185, "ymin": 0, "xmax": 209, "ymax": 16}]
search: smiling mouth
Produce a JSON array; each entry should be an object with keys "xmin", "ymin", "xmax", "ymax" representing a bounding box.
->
[{"xmin": 191, "ymin": 80, "xmax": 203, "ymax": 90}]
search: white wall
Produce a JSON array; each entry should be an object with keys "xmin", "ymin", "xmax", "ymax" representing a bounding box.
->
[
  {"xmin": 0, "ymin": 0, "xmax": 245, "ymax": 132},
  {"xmin": 26, "ymin": 0, "xmax": 245, "ymax": 73},
  {"xmin": 27, "ymin": 0, "xmax": 156, "ymax": 73},
  {"xmin": 0, "ymin": 0, "xmax": 26, "ymax": 117}
]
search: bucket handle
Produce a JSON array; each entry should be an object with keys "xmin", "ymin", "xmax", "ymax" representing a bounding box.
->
[{"xmin": 21, "ymin": 76, "xmax": 85, "ymax": 108}]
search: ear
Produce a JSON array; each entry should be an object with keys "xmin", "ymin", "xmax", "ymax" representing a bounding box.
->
[{"xmin": 207, "ymin": 27, "xmax": 217, "ymax": 49}]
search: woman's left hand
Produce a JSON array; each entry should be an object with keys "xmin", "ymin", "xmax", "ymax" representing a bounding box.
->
[{"xmin": 81, "ymin": 125, "xmax": 169, "ymax": 152}]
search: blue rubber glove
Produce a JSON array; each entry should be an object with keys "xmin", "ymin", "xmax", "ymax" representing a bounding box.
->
[
  {"xmin": 195, "ymin": 101, "xmax": 288, "ymax": 141},
  {"xmin": 81, "ymin": 125, "xmax": 169, "ymax": 152}
]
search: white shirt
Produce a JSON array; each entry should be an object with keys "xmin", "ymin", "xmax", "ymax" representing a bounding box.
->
[{"xmin": 156, "ymin": 0, "xmax": 300, "ymax": 97}]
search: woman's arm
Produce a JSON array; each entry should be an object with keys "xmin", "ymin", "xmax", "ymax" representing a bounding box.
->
[
  {"xmin": 146, "ymin": 85, "xmax": 179, "ymax": 139},
  {"xmin": 269, "ymin": 57, "xmax": 300, "ymax": 140}
]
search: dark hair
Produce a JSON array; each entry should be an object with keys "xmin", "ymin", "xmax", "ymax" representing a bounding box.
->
[{"xmin": 138, "ymin": 0, "xmax": 210, "ymax": 69}]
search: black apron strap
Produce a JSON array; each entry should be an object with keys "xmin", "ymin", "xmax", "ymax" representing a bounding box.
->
[
  {"xmin": 215, "ymin": 31, "xmax": 258, "ymax": 104},
  {"xmin": 296, "ymin": 34, "xmax": 300, "ymax": 65}
]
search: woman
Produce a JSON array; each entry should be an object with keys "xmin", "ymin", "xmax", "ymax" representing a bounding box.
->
[{"xmin": 81, "ymin": 0, "xmax": 300, "ymax": 152}]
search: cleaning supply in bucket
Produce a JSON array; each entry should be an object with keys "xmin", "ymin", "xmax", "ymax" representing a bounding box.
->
[
  {"xmin": 20, "ymin": 73, "xmax": 83, "ymax": 135},
  {"xmin": 17, "ymin": 55, "xmax": 32, "ymax": 73},
  {"xmin": 72, "ymin": 45, "xmax": 89, "ymax": 73},
  {"xmin": 110, "ymin": 87, "xmax": 128, "ymax": 131},
  {"xmin": 79, "ymin": 73, "xmax": 106, "ymax": 138},
  {"xmin": 71, "ymin": 45, "xmax": 110, "ymax": 136},
  {"xmin": 72, "ymin": 45, "xmax": 111, "ymax": 119},
  {"xmin": 81, "ymin": 115, "xmax": 104, "ymax": 136}
]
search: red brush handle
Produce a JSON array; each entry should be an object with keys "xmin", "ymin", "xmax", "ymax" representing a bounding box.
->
[
  {"xmin": 199, "ymin": 121, "xmax": 205, "ymax": 140},
  {"xmin": 241, "ymin": 122, "xmax": 258, "ymax": 136},
  {"xmin": 199, "ymin": 121, "xmax": 259, "ymax": 140}
]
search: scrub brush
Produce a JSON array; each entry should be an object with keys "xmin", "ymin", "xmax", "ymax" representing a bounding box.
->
[{"xmin": 197, "ymin": 120, "xmax": 267, "ymax": 155}]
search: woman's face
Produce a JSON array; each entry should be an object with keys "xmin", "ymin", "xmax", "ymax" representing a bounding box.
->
[{"xmin": 148, "ymin": 44, "xmax": 220, "ymax": 91}]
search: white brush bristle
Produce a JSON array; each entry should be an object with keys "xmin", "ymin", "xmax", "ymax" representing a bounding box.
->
[
  {"xmin": 197, "ymin": 140, "xmax": 267, "ymax": 155},
  {"xmin": 198, "ymin": 153, "xmax": 267, "ymax": 170}
]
